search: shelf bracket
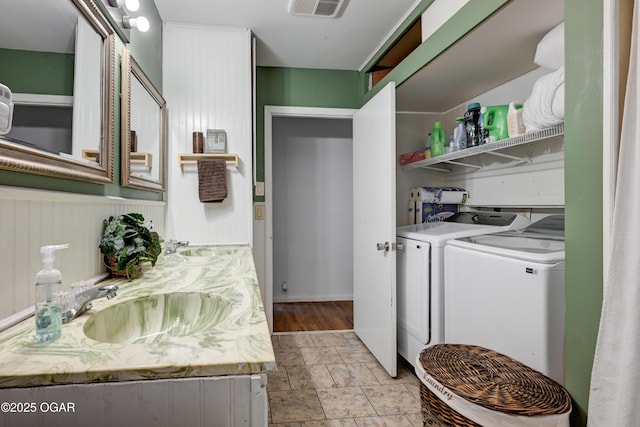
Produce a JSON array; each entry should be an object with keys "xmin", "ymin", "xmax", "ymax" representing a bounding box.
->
[
  {"xmin": 483, "ymin": 151, "xmax": 529, "ymax": 163},
  {"xmin": 178, "ymin": 153, "xmax": 239, "ymax": 168},
  {"xmin": 419, "ymin": 165, "xmax": 452, "ymax": 172},
  {"xmin": 443, "ymin": 160, "xmax": 483, "ymax": 170}
]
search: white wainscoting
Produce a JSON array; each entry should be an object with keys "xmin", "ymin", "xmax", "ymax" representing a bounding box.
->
[
  {"xmin": 0, "ymin": 186, "xmax": 165, "ymax": 321},
  {"xmin": 0, "ymin": 374, "xmax": 267, "ymax": 427},
  {"xmin": 162, "ymin": 23, "xmax": 253, "ymax": 246}
]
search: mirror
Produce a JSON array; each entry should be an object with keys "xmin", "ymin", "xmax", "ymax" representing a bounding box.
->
[
  {"xmin": 120, "ymin": 48, "xmax": 166, "ymax": 191},
  {"xmin": 0, "ymin": 0, "xmax": 115, "ymax": 183}
]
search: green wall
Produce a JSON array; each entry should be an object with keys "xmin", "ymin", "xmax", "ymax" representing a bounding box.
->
[
  {"xmin": 0, "ymin": 2, "xmax": 164, "ymax": 201},
  {"xmin": 564, "ymin": 0, "xmax": 603, "ymax": 424},
  {"xmin": 113, "ymin": 0, "xmax": 163, "ymax": 91},
  {"xmin": 255, "ymin": 66, "xmax": 362, "ymax": 201},
  {"xmin": 0, "ymin": 49, "xmax": 74, "ymax": 95}
]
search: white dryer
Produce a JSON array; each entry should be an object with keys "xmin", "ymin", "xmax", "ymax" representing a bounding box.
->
[
  {"xmin": 396, "ymin": 212, "xmax": 531, "ymax": 370},
  {"xmin": 444, "ymin": 215, "xmax": 565, "ymax": 384}
]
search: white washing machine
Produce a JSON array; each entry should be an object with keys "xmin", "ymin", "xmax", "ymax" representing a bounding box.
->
[
  {"xmin": 396, "ymin": 211, "xmax": 531, "ymax": 370},
  {"xmin": 444, "ymin": 215, "xmax": 565, "ymax": 384}
]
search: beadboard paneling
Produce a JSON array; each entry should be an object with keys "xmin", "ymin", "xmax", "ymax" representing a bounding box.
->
[
  {"xmin": 0, "ymin": 186, "xmax": 165, "ymax": 320},
  {"xmin": 0, "ymin": 374, "xmax": 267, "ymax": 427},
  {"xmin": 163, "ymin": 23, "xmax": 253, "ymax": 245}
]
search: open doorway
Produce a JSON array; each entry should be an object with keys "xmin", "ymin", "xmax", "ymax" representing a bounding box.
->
[
  {"xmin": 273, "ymin": 301, "xmax": 353, "ymax": 332},
  {"xmin": 264, "ymin": 106, "xmax": 357, "ymax": 333}
]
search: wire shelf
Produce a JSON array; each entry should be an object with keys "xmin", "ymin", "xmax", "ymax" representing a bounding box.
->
[{"xmin": 401, "ymin": 124, "xmax": 564, "ymax": 172}]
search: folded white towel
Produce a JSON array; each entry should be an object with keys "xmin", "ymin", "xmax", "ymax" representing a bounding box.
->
[
  {"xmin": 534, "ymin": 22, "xmax": 564, "ymax": 70},
  {"xmin": 523, "ymin": 66, "xmax": 565, "ymax": 132},
  {"xmin": 551, "ymin": 82, "xmax": 564, "ymax": 119}
]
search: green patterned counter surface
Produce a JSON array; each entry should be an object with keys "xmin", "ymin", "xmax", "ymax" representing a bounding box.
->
[{"xmin": 0, "ymin": 245, "xmax": 276, "ymax": 388}]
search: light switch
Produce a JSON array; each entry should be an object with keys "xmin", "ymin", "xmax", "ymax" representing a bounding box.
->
[
  {"xmin": 255, "ymin": 182, "xmax": 265, "ymax": 197},
  {"xmin": 254, "ymin": 205, "xmax": 265, "ymax": 220}
]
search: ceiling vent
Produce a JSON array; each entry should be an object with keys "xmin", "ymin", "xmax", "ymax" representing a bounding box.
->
[{"xmin": 288, "ymin": 0, "xmax": 346, "ymax": 18}]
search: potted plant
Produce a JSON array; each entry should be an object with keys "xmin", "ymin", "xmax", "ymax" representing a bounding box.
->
[{"xmin": 99, "ymin": 213, "xmax": 162, "ymax": 280}]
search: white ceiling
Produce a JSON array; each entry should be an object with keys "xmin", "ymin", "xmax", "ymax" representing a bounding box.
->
[
  {"xmin": 0, "ymin": 0, "xmax": 78, "ymax": 54},
  {"xmin": 152, "ymin": 0, "xmax": 420, "ymax": 71}
]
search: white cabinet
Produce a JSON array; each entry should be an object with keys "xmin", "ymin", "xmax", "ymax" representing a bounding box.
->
[{"xmin": 0, "ymin": 374, "xmax": 268, "ymax": 427}]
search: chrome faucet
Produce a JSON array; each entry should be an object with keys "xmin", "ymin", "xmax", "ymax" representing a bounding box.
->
[
  {"xmin": 61, "ymin": 284, "xmax": 119, "ymax": 324},
  {"xmin": 165, "ymin": 240, "xmax": 189, "ymax": 254}
]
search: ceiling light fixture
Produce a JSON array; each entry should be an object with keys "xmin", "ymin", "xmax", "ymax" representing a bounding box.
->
[{"xmin": 99, "ymin": 0, "xmax": 150, "ymax": 42}]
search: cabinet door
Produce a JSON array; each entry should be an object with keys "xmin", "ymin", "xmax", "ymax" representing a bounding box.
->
[{"xmin": 353, "ymin": 82, "xmax": 397, "ymax": 377}]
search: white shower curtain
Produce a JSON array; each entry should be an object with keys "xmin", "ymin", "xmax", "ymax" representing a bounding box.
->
[{"xmin": 588, "ymin": 0, "xmax": 640, "ymax": 425}]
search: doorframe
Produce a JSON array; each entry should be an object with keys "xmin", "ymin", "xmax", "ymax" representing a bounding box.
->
[
  {"xmin": 264, "ymin": 105, "xmax": 358, "ymax": 334},
  {"xmin": 602, "ymin": 0, "xmax": 619, "ymax": 281}
]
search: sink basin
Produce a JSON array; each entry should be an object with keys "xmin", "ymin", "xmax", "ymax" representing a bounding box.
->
[
  {"xmin": 83, "ymin": 292, "xmax": 232, "ymax": 344},
  {"xmin": 177, "ymin": 246, "xmax": 239, "ymax": 257}
]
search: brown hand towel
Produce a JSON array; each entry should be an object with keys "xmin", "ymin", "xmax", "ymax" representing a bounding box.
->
[{"xmin": 197, "ymin": 159, "xmax": 227, "ymax": 203}]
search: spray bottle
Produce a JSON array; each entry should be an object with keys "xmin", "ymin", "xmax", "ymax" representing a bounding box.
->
[{"xmin": 35, "ymin": 244, "xmax": 69, "ymax": 343}]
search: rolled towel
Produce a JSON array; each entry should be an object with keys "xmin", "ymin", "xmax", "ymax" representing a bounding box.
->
[
  {"xmin": 551, "ymin": 82, "xmax": 564, "ymax": 119},
  {"xmin": 0, "ymin": 82, "xmax": 13, "ymax": 135},
  {"xmin": 523, "ymin": 66, "xmax": 565, "ymax": 132},
  {"xmin": 197, "ymin": 159, "xmax": 227, "ymax": 203},
  {"xmin": 0, "ymin": 102, "xmax": 10, "ymax": 133},
  {"xmin": 534, "ymin": 22, "xmax": 564, "ymax": 70}
]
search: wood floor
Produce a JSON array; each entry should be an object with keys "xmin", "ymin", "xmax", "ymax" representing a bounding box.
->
[{"xmin": 273, "ymin": 301, "xmax": 354, "ymax": 332}]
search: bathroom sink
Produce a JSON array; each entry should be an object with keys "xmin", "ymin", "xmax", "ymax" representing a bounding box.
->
[
  {"xmin": 83, "ymin": 292, "xmax": 232, "ymax": 344},
  {"xmin": 177, "ymin": 246, "xmax": 239, "ymax": 257}
]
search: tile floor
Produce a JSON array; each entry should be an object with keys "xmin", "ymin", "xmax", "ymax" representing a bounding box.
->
[{"xmin": 268, "ymin": 331, "xmax": 423, "ymax": 426}]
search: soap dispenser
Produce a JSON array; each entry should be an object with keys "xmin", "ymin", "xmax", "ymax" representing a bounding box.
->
[{"xmin": 35, "ymin": 244, "xmax": 69, "ymax": 343}]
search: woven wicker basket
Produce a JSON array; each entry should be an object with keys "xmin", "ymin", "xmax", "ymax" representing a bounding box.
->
[{"xmin": 418, "ymin": 344, "xmax": 571, "ymax": 426}]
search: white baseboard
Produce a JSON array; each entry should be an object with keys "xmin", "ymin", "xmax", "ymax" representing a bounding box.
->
[{"xmin": 273, "ymin": 295, "xmax": 353, "ymax": 303}]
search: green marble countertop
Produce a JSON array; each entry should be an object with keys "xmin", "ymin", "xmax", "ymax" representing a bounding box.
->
[{"xmin": 0, "ymin": 245, "xmax": 275, "ymax": 388}]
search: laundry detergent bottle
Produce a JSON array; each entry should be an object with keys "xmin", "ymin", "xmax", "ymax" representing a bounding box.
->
[
  {"xmin": 453, "ymin": 118, "xmax": 467, "ymax": 150},
  {"xmin": 430, "ymin": 121, "xmax": 446, "ymax": 157},
  {"xmin": 483, "ymin": 105, "xmax": 510, "ymax": 141},
  {"xmin": 35, "ymin": 244, "xmax": 69, "ymax": 343},
  {"xmin": 464, "ymin": 103, "xmax": 482, "ymax": 147}
]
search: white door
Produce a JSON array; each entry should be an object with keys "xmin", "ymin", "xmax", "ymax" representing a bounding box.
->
[{"xmin": 353, "ymin": 82, "xmax": 397, "ymax": 377}]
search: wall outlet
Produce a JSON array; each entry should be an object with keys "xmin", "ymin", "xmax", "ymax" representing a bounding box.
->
[
  {"xmin": 254, "ymin": 205, "xmax": 265, "ymax": 221},
  {"xmin": 255, "ymin": 182, "xmax": 265, "ymax": 197}
]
